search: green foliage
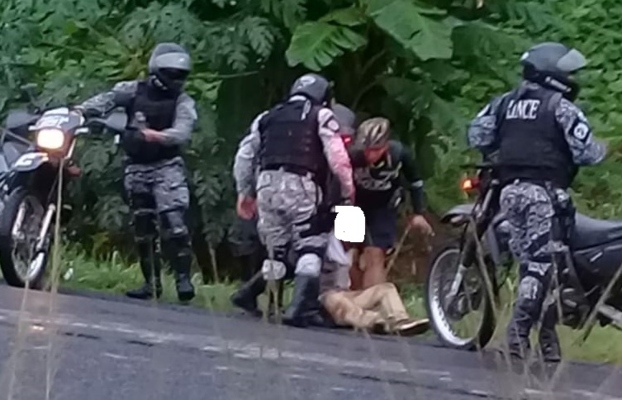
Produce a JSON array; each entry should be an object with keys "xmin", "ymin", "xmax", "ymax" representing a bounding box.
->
[
  {"xmin": 4, "ymin": 0, "xmax": 621, "ymax": 278},
  {"xmin": 363, "ymin": 0, "xmax": 457, "ymax": 61},
  {"xmin": 286, "ymin": 20, "xmax": 367, "ymax": 71}
]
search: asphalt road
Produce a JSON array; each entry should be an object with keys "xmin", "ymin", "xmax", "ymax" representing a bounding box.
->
[{"xmin": 0, "ymin": 286, "xmax": 619, "ymax": 400}]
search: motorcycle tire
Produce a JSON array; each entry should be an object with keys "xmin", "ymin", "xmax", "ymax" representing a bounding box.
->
[
  {"xmin": 0, "ymin": 188, "xmax": 48, "ymax": 289},
  {"xmin": 425, "ymin": 240, "xmax": 496, "ymax": 351}
]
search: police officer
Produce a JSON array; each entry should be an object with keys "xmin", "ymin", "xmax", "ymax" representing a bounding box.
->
[
  {"xmin": 76, "ymin": 42, "xmax": 198, "ymax": 303},
  {"xmin": 230, "ymin": 103, "xmax": 356, "ymax": 319},
  {"xmin": 233, "ymin": 76, "xmax": 355, "ymax": 327},
  {"xmin": 467, "ymin": 42, "xmax": 607, "ymax": 362},
  {"xmin": 347, "ymin": 117, "xmax": 433, "ymax": 290}
]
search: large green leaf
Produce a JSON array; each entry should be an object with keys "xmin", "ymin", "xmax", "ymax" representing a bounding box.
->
[
  {"xmin": 285, "ymin": 21, "xmax": 367, "ymax": 71},
  {"xmin": 239, "ymin": 16, "xmax": 276, "ymax": 59},
  {"xmin": 261, "ymin": 0, "xmax": 307, "ymax": 30},
  {"xmin": 363, "ymin": 0, "xmax": 454, "ymax": 61},
  {"xmin": 320, "ymin": 7, "xmax": 368, "ymax": 27}
]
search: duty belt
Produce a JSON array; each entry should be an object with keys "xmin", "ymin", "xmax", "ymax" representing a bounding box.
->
[{"xmin": 262, "ymin": 164, "xmax": 316, "ymax": 179}]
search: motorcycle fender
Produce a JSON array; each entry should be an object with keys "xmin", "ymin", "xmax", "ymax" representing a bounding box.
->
[
  {"xmin": 440, "ymin": 203, "xmax": 476, "ymax": 225},
  {"xmin": 12, "ymin": 152, "xmax": 49, "ymax": 172}
]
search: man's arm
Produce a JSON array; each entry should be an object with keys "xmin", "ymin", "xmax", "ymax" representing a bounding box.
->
[
  {"xmin": 76, "ymin": 81, "xmax": 138, "ymax": 117},
  {"xmin": 398, "ymin": 143, "xmax": 426, "ymax": 214},
  {"xmin": 466, "ymin": 95, "xmax": 506, "ymax": 151},
  {"xmin": 159, "ymin": 93, "xmax": 198, "ymax": 146},
  {"xmin": 317, "ymin": 108, "xmax": 354, "ymax": 200},
  {"xmin": 555, "ymin": 98, "xmax": 607, "ymax": 166},
  {"xmin": 233, "ymin": 112, "xmax": 267, "ymax": 197}
]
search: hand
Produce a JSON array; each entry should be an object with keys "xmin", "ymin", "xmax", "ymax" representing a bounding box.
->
[
  {"xmin": 410, "ymin": 214, "xmax": 434, "ymax": 237},
  {"xmin": 236, "ymin": 194, "xmax": 257, "ymax": 220},
  {"xmin": 141, "ymin": 128, "xmax": 164, "ymax": 142}
]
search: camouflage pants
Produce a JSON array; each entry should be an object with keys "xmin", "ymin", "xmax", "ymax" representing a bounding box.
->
[
  {"xmin": 256, "ymin": 169, "xmax": 328, "ymax": 277},
  {"xmin": 124, "ymin": 156, "xmax": 190, "ymax": 240},
  {"xmin": 500, "ymin": 181, "xmax": 574, "ymax": 358}
]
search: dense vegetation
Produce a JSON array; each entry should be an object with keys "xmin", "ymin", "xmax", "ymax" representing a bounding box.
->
[{"xmin": 1, "ymin": 0, "xmax": 621, "ymax": 280}]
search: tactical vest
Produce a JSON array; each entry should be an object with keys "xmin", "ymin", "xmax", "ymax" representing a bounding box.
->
[
  {"xmin": 497, "ymin": 86, "xmax": 577, "ymax": 189},
  {"xmin": 258, "ymin": 100, "xmax": 327, "ymax": 179},
  {"xmin": 353, "ymin": 140, "xmax": 404, "ymax": 207},
  {"xmin": 123, "ymin": 81, "xmax": 181, "ymax": 164}
]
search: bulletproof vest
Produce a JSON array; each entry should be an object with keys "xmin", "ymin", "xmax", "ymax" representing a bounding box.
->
[
  {"xmin": 497, "ymin": 86, "xmax": 576, "ymax": 189},
  {"xmin": 258, "ymin": 100, "xmax": 327, "ymax": 178},
  {"xmin": 123, "ymin": 80, "xmax": 181, "ymax": 164}
]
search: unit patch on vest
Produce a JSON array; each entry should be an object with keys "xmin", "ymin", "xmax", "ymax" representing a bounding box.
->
[{"xmin": 506, "ymin": 99, "xmax": 541, "ymax": 120}]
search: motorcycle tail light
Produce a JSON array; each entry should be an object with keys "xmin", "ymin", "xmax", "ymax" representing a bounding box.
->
[{"xmin": 460, "ymin": 176, "xmax": 479, "ymax": 192}]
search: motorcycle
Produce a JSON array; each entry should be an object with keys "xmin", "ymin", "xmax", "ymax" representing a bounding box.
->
[
  {"xmin": 0, "ymin": 105, "xmax": 126, "ymax": 289},
  {"xmin": 0, "ymin": 85, "xmax": 47, "ymax": 213},
  {"xmin": 425, "ymin": 163, "xmax": 622, "ymax": 351}
]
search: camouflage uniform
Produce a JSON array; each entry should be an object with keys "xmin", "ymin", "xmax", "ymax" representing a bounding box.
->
[
  {"xmin": 467, "ymin": 80, "xmax": 606, "ymax": 361},
  {"xmin": 230, "ymin": 103, "xmax": 356, "ymax": 322},
  {"xmin": 233, "ymin": 96, "xmax": 354, "ymax": 326},
  {"xmin": 78, "ymin": 77, "xmax": 198, "ymax": 302}
]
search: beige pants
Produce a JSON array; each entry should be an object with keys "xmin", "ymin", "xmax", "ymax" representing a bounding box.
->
[{"xmin": 320, "ymin": 282, "xmax": 411, "ymax": 330}]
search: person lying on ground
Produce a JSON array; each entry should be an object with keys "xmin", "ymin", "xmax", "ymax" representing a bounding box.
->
[{"xmin": 319, "ymin": 235, "xmax": 430, "ymax": 336}]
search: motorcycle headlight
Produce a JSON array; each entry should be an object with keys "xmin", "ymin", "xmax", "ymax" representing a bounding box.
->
[{"xmin": 36, "ymin": 128, "xmax": 65, "ymax": 150}]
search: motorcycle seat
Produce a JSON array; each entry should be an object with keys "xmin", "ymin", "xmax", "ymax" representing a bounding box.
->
[{"xmin": 572, "ymin": 213, "xmax": 622, "ymax": 249}]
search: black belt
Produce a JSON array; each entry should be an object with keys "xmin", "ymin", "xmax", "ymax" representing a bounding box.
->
[{"xmin": 262, "ymin": 164, "xmax": 315, "ymax": 178}]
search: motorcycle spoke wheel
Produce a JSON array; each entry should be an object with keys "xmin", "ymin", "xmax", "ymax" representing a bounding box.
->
[{"xmin": 427, "ymin": 245, "xmax": 493, "ymax": 349}]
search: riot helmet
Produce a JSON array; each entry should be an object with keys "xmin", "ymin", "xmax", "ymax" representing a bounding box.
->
[
  {"xmin": 520, "ymin": 42, "xmax": 587, "ymax": 101},
  {"xmin": 332, "ymin": 103, "xmax": 356, "ymax": 142},
  {"xmin": 148, "ymin": 42, "xmax": 192, "ymax": 93},
  {"xmin": 289, "ymin": 73, "xmax": 333, "ymax": 105}
]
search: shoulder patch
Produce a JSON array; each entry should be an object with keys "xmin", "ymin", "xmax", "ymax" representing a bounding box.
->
[
  {"xmin": 327, "ymin": 118, "xmax": 340, "ymax": 131},
  {"xmin": 573, "ymin": 122, "xmax": 589, "ymax": 141}
]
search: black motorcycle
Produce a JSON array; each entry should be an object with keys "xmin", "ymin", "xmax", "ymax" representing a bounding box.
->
[
  {"xmin": 425, "ymin": 163, "xmax": 622, "ymax": 350},
  {"xmin": 0, "ymin": 105, "xmax": 126, "ymax": 289}
]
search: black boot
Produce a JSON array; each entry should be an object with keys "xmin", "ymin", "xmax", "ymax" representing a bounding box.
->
[
  {"xmin": 539, "ymin": 303, "xmax": 561, "ymax": 363},
  {"xmin": 506, "ymin": 298, "xmax": 537, "ymax": 360},
  {"xmin": 231, "ymin": 270, "xmax": 267, "ymax": 317},
  {"xmin": 126, "ymin": 240, "xmax": 162, "ymax": 300},
  {"xmin": 165, "ymin": 239, "xmax": 195, "ymax": 302},
  {"xmin": 174, "ymin": 254, "xmax": 195, "ymax": 302},
  {"xmin": 283, "ymin": 275, "xmax": 320, "ymax": 328}
]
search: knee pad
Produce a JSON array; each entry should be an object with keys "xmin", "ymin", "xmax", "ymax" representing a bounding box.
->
[
  {"xmin": 159, "ymin": 209, "xmax": 189, "ymax": 240},
  {"xmin": 295, "ymin": 253, "xmax": 322, "ymax": 277},
  {"xmin": 262, "ymin": 259, "xmax": 287, "ymax": 281}
]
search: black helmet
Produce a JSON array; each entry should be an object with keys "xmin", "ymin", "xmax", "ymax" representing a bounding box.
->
[
  {"xmin": 289, "ymin": 73, "xmax": 333, "ymax": 105},
  {"xmin": 520, "ymin": 42, "xmax": 587, "ymax": 101},
  {"xmin": 332, "ymin": 103, "xmax": 356, "ymax": 136},
  {"xmin": 148, "ymin": 42, "xmax": 192, "ymax": 93}
]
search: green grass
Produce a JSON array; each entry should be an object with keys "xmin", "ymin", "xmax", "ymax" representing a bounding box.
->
[{"xmin": 39, "ymin": 246, "xmax": 622, "ymax": 364}]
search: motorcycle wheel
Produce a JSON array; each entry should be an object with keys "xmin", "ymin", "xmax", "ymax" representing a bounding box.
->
[
  {"xmin": 425, "ymin": 241, "xmax": 496, "ymax": 351},
  {"xmin": 0, "ymin": 188, "xmax": 48, "ymax": 289}
]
